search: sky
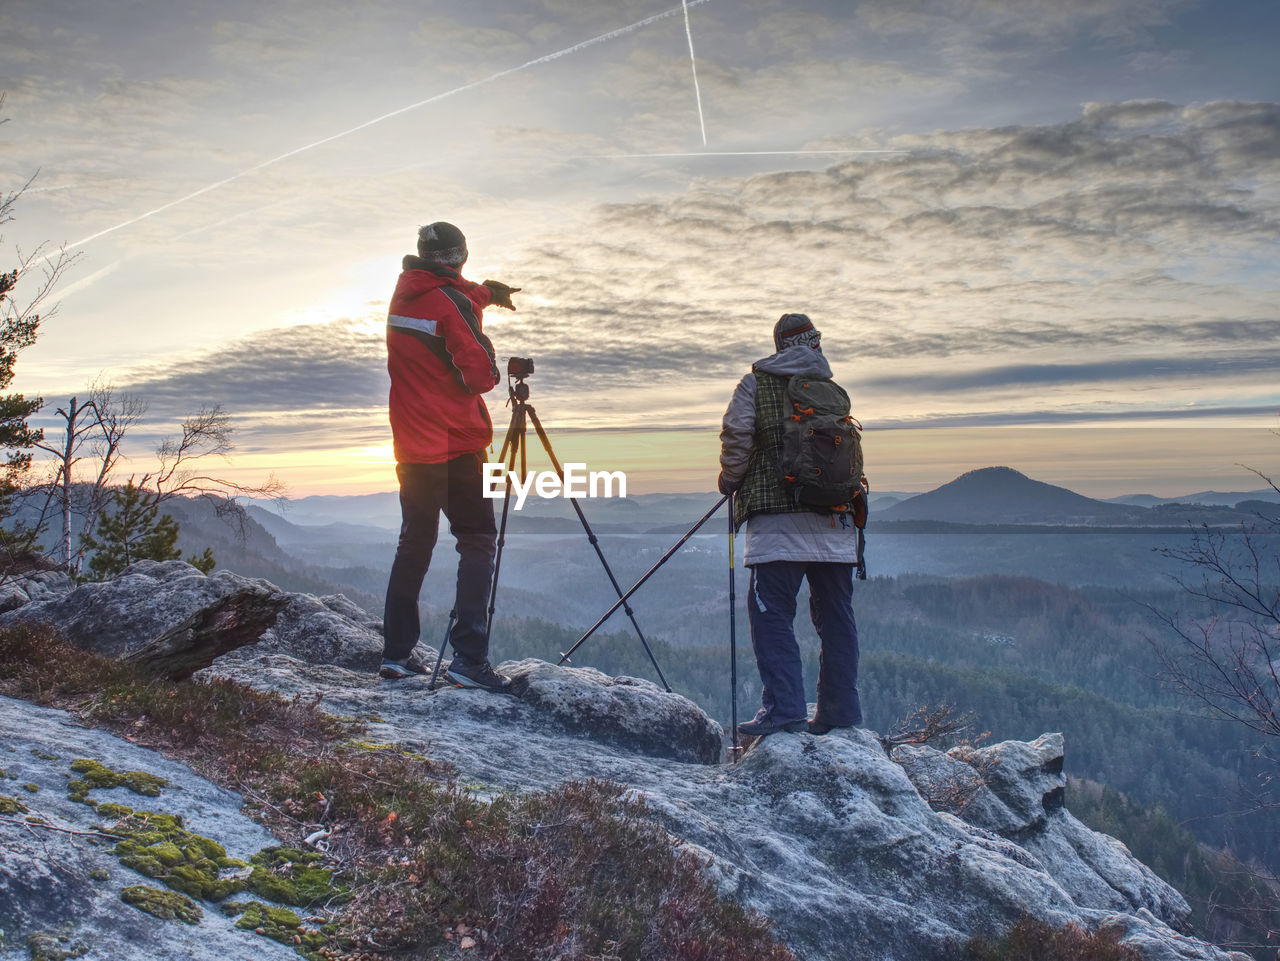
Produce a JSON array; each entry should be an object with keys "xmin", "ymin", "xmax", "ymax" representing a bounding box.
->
[{"xmin": 1, "ymin": 0, "xmax": 1278, "ymax": 498}]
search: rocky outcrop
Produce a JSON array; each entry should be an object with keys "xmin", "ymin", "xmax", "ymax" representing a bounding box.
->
[
  {"xmin": 0, "ymin": 569, "xmax": 73, "ymax": 615},
  {"xmin": 893, "ymin": 736, "xmax": 1194, "ymax": 929},
  {"xmin": 0, "ymin": 560, "xmax": 384, "ymax": 669},
  {"xmin": 0, "ymin": 563, "xmax": 1253, "ymax": 961},
  {"xmin": 204, "ymin": 651, "xmax": 1247, "ymax": 961}
]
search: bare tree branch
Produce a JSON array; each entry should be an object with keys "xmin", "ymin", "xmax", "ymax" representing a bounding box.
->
[{"xmin": 135, "ymin": 404, "xmax": 286, "ymax": 531}]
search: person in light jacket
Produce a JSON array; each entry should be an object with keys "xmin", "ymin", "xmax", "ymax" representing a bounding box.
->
[{"xmin": 718, "ymin": 313, "xmax": 863, "ymax": 736}]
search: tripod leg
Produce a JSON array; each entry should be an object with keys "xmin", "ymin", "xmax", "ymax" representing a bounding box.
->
[
  {"xmin": 486, "ymin": 406, "xmax": 524, "ymax": 643},
  {"xmin": 559, "ymin": 495, "xmax": 727, "ymax": 665},
  {"xmin": 525, "ymin": 406, "xmax": 673, "ymax": 691}
]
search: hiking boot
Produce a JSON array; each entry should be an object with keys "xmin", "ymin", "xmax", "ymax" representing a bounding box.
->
[
  {"xmin": 444, "ymin": 657, "xmax": 513, "ymax": 693},
  {"xmin": 379, "ymin": 657, "xmax": 430, "ymax": 679},
  {"xmin": 737, "ymin": 711, "xmax": 807, "ymax": 737},
  {"xmin": 807, "ymin": 720, "xmax": 856, "ymax": 735}
]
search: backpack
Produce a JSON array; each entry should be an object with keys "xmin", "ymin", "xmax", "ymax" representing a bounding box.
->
[{"xmin": 776, "ymin": 375, "xmax": 867, "ymax": 526}]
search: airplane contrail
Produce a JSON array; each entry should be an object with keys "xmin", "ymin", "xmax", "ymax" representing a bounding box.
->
[
  {"xmin": 681, "ymin": 0, "xmax": 707, "ymax": 146},
  {"xmin": 575, "ymin": 149, "xmax": 908, "ymax": 158},
  {"xmin": 69, "ymin": 0, "xmax": 711, "ymax": 250}
]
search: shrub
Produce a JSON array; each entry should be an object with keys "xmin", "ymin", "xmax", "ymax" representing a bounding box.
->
[{"xmin": 968, "ymin": 916, "xmax": 1142, "ymax": 961}]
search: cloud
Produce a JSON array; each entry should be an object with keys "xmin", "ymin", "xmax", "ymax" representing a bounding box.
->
[
  {"xmin": 120, "ymin": 318, "xmax": 387, "ymax": 412},
  {"xmin": 39, "ymin": 97, "xmax": 1279, "ymax": 448},
  {"xmin": 492, "ymin": 99, "xmax": 1280, "ymax": 423},
  {"xmin": 858, "ymin": 351, "xmax": 1280, "ymax": 393}
]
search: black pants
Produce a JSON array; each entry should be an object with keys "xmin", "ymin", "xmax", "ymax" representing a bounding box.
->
[{"xmin": 382, "ymin": 454, "xmax": 497, "ymax": 663}]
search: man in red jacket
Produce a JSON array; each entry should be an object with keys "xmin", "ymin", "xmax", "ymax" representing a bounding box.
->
[{"xmin": 380, "ymin": 221, "xmax": 519, "ymax": 692}]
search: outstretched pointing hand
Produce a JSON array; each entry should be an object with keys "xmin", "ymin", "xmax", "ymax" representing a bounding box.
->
[{"xmin": 482, "ymin": 279, "xmax": 521, "ymax": 310}]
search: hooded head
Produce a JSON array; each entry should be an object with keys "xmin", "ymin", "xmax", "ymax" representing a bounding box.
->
[
  {"xmin": 416, "ymin": 221, "xmax": 468, "ymax": 268},
  {"xmin": 773, "ymin": 312, "xmax": 821, "ymax": 352}
]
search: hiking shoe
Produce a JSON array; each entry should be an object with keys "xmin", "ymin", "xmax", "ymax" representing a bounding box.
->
[
  {"xmin": 379, "ymin": 657, "xmax": 430, "ymax": 679},
  {"xmin": 807, "ymin": 720, "xmax": 848, "ymax": 736},
  {"xmin": 444, "ymin": 657, "xmax": 513, "ymax": 693},
  {"xmin": 737, "ymin": 712, "xmax": 807, "ymax": 737}
]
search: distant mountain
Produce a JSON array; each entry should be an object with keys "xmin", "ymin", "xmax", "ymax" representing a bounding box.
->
[
  {"xmin": 878, "ymin": 467, "xmax": 1136, "ymax": 525},
  {"xmin": 1104, "ymin": 488, "xmax": 1280, "ymax": 508},
  {"xmin": 252, "ymin": 491, "xmax": 726, "ymax": 533},
  {"xmin": 869, "ymin": 491, "xmax": 918, "ymax": 510},
  {"xmin": 1104, "ymin": 493, "xmax": 1165, "ymax": 507},
  {"xmin": 250, "ymin": 492, "xmax": 402, "ymax": 530}
]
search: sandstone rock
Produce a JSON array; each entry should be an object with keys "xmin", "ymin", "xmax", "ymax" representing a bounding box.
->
[
  {"xmin": 0, "ymin": 570, "xmax": 73, "ymax": 615},
  {"xmin": 893, "ymin": 737, "xmax": 1194, "ymax": 929},
  {"xmin": 0, "ymin": 695, "xmax": 297, "ymax": 961},
  {"xmin": 0, "ymin": 564, "xmax": 1254, "ymax": 961},
  {"xmin": 0, "ymin": 560, "xmax": 382, "ymax": 669},
  {"xmin": 196, "ymin": 653, "xmax": 1249, "ymax": 961},
  {"xmin": 203, "ymin": 653, "xmax": 723, "ymax": 765},
  {"xmin": 505, "ymin": 659, "xmax": 723, "ymax": 764}
]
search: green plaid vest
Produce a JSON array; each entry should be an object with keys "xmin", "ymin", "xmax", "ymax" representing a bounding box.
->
[{"xmin": 733, "ymin": 371, "xmax": 809, "ymax": 531}]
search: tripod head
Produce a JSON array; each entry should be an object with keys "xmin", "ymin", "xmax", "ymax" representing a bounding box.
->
[{"xmin": 506, "ymin": 356, "xmax": 533, "ymax": 403}]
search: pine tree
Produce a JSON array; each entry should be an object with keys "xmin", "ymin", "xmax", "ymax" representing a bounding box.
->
[
  {"xmin": 186, "ymin": 546, "xmax": 216, "ymax": 574},
  {"xmin": 81, "ymin": 481, "xmax": 182, "ymax": 580},
  {"xmin": 0, "ymin": 265, "xmax": 44, "ymax": 565}
]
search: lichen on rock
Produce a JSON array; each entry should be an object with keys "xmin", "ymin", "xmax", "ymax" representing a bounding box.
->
[{"xmin": 25, "ymin": 931, "xmax": 88, "ymax": 961}]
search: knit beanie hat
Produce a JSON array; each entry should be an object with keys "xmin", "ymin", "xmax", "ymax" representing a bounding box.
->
[
  {"xmin": 774, "ymin": 312, "xmax": 821, "ymax": 351},
  {"xmin": 417, "ymin": 221, "xmax": 468, "ymax": 267}
]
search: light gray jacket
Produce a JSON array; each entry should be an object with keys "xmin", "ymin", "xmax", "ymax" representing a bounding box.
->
[{"xmin": 719, "ymin": 345, "xmax": 862, "ymax": 567}]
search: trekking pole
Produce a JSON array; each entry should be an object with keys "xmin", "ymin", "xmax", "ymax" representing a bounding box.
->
[
  {"xmin": 728, "ymin": 490, "xmax": 742, "ymax": 763},
  {"xmin": 428, "ymin": 609, "xmax": 457, "ymax": 690},
  {"xmin": 559, "ymin": 495, "xmax": 728, "ymax": 666}
]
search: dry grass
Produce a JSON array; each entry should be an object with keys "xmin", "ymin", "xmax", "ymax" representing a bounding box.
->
[{"xmin": 968, "ymin": 916, "xmax": 1143, "ymax": 961}]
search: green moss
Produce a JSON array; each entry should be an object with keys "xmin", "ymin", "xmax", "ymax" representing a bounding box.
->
[
  {"xmin": 25, "ymin": 932, "xmax": 87, "ymax": 960},
  {"xmin": 68, "ymin": 758, "xmax": 168, "ymax": 797},
  {"xmin": 30, "ymin": 750, "xmax": 58, "ymax": 761},
  {"xmin": 121, "ymin": 884, "xmax": 203, "ymax": 924},
  {"xmin": 0, "ymin": 793, "xmax": 28, "ymax": 814},
  {"xmin": 247, "ymin": 847, "xmax": 345, "ymax": 906},
  {"xmin": 346, "ymin": 739, "xmax": 395, "ymax": 752},
  {"xmin": 98, "ymin": 805, "xmax": 248, "ymax": 903},
  {"xmin": 236, "ymin": 902, "xmax": 326, "ymax": 958},
  {"xmin": 88, "ymin": 868, "xmax": 110, "ymax": 882},
  {"xmin": 23, "ymin": 782, "xmax": 39, "ymax": 793},
  {"xmin": 148, "ymin": 841, "xmax": 185, "ymax": 866}
]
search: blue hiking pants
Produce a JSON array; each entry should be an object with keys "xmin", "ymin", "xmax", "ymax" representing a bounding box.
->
[{"xmin": 746, "ymin": 560, "xmax": 862, "ymax": 727}]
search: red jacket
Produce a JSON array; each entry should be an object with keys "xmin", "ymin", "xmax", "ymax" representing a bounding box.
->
[{"xmin": 386, "ymin": 257, "xmax": 500, "ymax": 463}]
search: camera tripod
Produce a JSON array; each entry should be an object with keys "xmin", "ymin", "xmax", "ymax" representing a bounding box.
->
[{"xmin": 482, "ymin": 365, "xmax": 673, "ymax": 691}]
